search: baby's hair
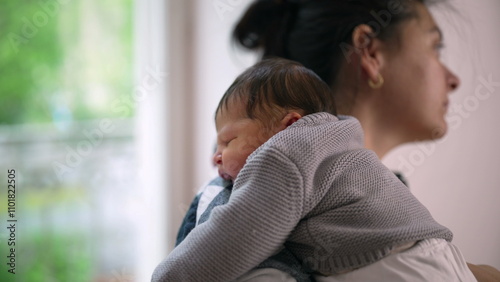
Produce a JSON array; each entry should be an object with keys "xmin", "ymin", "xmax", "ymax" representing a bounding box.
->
[{"xmin": 215, "ymin": 58, "xmax": 336, "ymax": 123}]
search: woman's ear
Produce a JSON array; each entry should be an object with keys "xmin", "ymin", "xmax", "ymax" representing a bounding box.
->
[
  {"xmin": 279, "ymin": 112, "xmax": 302, "ymax": 130},
  {"xmin": 351, "ymin": 24, "xmax": 385, "ymax": 84}
]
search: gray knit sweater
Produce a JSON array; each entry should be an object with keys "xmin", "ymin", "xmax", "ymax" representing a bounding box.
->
[{"xmin": 152, "ymin": 113, "xmax": 452, "ymax": 282}]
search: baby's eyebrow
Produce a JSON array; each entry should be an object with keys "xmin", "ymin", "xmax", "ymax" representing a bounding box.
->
[{"xmin": 216, "ymin": 124, "xmax": 233, "ymax": 142}]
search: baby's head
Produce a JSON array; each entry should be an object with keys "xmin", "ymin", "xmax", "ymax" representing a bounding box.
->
[{"xmin": 213, "ymin": 58, "xmax": 336, "ymax": 181}]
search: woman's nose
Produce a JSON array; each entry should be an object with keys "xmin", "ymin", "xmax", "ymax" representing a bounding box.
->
[{"xmin": 447, "ymin": 66, "xmax": 460, "ymax": 91}]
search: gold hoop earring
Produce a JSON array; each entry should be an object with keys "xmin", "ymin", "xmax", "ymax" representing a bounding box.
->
[{"xmin": 368, "ymin": 73, "xmax": 384, "ymax": 89}]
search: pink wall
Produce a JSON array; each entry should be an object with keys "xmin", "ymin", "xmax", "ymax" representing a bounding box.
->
[{"xmin": 384, "ymin": 0, "xmax": 500, "ymax": 267}]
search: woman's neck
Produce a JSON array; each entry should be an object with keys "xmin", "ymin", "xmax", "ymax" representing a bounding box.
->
[
  {"xmin": 363, "ymin": 126, "xmax": 400, "ymax": 159},
  {"xmin": 341, "ymin": 101, "xmax": 405, "ymax": 160},
  {"xmin": 333, "ymin": 72, "xmax": 409, "ymax": 159}
]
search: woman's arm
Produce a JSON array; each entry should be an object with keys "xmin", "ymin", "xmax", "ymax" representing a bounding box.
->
[
  {"xmin": 468, "ymin": 263, "xmax": 500, "ymax": 282},
  {"xmin": 175, "ymin": 193, "xmax": 201, "ymax": 246},
  {"xmin": 175, "ymin": 177, "xmax": 232, "ymax": 245}
]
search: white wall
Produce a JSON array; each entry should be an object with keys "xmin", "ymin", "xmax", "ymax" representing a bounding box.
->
[
  {"xmin": 188, "ymin": 0, "xmax": 500, "ymax": 268},
  {"xmin": 135, "ymin": 0, "xmax": 197, "ymax": 280},
  {"xmin": 191, "ymin": 0, "xmax": 258, "ymax": 194}
]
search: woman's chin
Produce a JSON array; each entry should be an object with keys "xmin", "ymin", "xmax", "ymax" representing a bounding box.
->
[{"xmin": 430, "ymin": 124, "xmax": 447, "ymax": 140}]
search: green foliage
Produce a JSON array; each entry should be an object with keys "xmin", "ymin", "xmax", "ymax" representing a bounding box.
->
[
  {"xmin": 0, "ymin": 0, "xmax": 133, "ymax": 125},
  {"xmin": 0, "ymin": 1, "xmax": 62, "ymax": 124},
  {"xmin": 0, "ymin": 232, "xmax": 92, "ymax": 282}
]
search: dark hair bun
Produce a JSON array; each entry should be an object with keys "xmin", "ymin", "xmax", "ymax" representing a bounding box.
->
[
  {"xmin": 234, "ymin": 0, "xmax": 424, "ymax": 87},
  {"xmin": 233, "ymin": 0, "xmax": 296, "ymax": 56}
]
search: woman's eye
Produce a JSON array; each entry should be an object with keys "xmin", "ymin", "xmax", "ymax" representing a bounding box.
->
[{"xmin": 434, "ymin": 42, "xmax": 444, "ymax": 56}]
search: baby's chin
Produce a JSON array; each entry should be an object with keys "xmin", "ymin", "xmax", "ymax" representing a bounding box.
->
[{"xmin": 219, "ymin": 171, "xmax": 234, "ymax": 181}]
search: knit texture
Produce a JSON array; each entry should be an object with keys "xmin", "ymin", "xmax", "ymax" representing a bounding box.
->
[
  {"xmin": 151, "ymin": 113, "xmax": 452, "ymax": 282},
  {"xmin": 177, "ymin": 179, "xmax": 314, "ymax": 281}
]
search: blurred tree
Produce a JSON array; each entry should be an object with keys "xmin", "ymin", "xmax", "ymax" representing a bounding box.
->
[
  {"xmin": 0, "ymin": 0, "xmax": 133, "ymax": 125},
  {"xmin": 0, "ymin": 1, "xmax": 62, "ymax": 124}
]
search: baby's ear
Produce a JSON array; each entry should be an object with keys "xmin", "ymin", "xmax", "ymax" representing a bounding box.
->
[{"xmin": 280, "ymin": 112, "xmax": 302, "ymax": 129}]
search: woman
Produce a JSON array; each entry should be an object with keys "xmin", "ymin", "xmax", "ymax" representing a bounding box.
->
[{"xmin": 176, "ymin": 0, "xmax": 500, "ymax": 280}]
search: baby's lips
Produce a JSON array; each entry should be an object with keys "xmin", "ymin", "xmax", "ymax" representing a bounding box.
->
[{"xmin": 218, "ymin": 170, "xmax": 232, "ymax": 181}]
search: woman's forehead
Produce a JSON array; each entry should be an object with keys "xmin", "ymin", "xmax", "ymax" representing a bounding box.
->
[
  {"xmin": 390, "ymin": 3, "xmax": 441, "ymax": 50},
  {"xmin": 406, "ymin": 3, "xmax": 439, "ymax": 34}
]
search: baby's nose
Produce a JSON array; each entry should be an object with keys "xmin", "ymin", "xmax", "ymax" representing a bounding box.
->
[{"xmin": 212, "ymin": 153, "xmax": 222, "ymax": 166}]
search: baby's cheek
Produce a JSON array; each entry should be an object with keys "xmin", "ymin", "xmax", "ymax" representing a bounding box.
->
[
  {"xmin": 225, "ymin": 159, "xmax": 243, "ymax": 176},
  {"xmin": 255, "ymin": 127, "xmax": 276, "ymax": 144},
  {"xmin": 239, "ymin": 145, "xmax": 259, "ymax": 162}
]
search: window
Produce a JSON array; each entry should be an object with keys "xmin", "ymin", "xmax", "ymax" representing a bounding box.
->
[{"xmin": 0, "ymin": 1, "xmax": 136, "ymax": 281}]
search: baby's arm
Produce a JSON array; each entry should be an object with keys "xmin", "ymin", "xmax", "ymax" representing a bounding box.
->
[{"xmin": 151, "ymin": 148, "xmax": 305, "ymax": 282}]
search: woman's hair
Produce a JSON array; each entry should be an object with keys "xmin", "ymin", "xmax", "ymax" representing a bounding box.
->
[
  {"xmin": 215, "ymin": 58, "xmax": 336, "ymax": 122},
  {"xmin": 233, "ymin": 0, "xmax": 430, "ymax": 87}
]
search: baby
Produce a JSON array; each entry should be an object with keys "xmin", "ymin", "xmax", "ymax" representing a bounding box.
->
[{"xmin": 152, "ymin": 58, "xmax": 476, "ymax": 282}]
